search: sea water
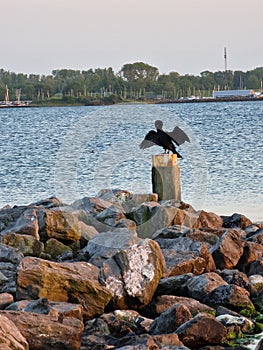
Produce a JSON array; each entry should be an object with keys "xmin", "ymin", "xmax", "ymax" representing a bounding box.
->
[{"xmin": 0, "ymin": 101, "xmax": 262, "ymax": 222}]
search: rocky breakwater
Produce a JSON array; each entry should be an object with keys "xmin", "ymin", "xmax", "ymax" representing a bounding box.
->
[{"xmin": 0, "ymin": 189, "xmax": 263, "ymax": 350}]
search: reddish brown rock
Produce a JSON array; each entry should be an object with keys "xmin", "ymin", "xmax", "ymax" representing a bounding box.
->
[
  {"xmin": 237, "ymin": 241, "xmax": 263, "ymax": 273},
  {"xmin": 173, "ymin": 208, "xmax": 200, "ymax": 228},
  {"xmin": 187, "ymin": 229, "xmax": 219, "ymax": 248},
  {"xmin": 176, "ymin": 312, "xmax": 227, "ymax": 347},
  {"xmin": 143, "ymin": 295, "xmax": 214, "ymax": 319},
  {"xmin": 0, "ymin": 293, "xmax": 14, "ymax": 309},
  {"xmin": 0, "ymin": 314, "xmax": 29, "ymax": 350},
  {"xmin": 152, "ymin": 333, "xmax": 183, "ymax": 347},
  {"xmin": 16, "ymin": 257, "xmax": 112, "ymax": 320},
  {"xmin": 156, "ymin": 237, "xmax": 216, "ymax": 277},
  {"xmin": 195, "ymin": 210, "xmax": 224, "ymax": 229},
  {"xmin": 210, "ymin": 229, "xmax": 244, "ymax": 269},
  {"xmin": 44, "ymin": 210, "xmax": 81, "ymax": 243},
  {"xmin": 1, "ymin": 310, "xmax": 84, "ymax": 350}
]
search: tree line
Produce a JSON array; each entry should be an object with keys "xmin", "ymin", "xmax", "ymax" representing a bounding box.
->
[{"xmin": 0, "ymin": 62, "xmax": 262, "ymax": 105}]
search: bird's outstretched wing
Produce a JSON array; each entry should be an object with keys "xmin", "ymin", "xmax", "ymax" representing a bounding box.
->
[
  {"xmin": 167, "ymin": 126, "xmax": 190, "ymax": 146},
  {"xmin": 139, "ymin": 130, "xmax": 158, "ymax": 149}
]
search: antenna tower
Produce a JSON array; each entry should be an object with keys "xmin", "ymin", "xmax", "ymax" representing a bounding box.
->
[{"xmin": 224, "ymin": 47, "xmax": 227, "ymax": 72}]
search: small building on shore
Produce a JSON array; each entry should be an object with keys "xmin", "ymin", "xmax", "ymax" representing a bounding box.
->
[{"xmin": 212, "ymin": 89, "xmax": 255, "ymax": 99}]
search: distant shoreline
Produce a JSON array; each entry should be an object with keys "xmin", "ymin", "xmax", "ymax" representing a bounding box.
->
[{"xmin": 0, "ymin": 96, "xmax": 262, "ymax": 109}]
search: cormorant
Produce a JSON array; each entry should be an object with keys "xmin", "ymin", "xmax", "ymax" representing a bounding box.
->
[{"xmin": 139, "ymin": 120, "xmax": 190, "ymax": 157}]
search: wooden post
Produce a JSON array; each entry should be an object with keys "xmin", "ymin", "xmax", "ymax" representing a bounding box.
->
[{"xmin": 152, "ymin": 154, "xmax": 181, "ymax": 201}]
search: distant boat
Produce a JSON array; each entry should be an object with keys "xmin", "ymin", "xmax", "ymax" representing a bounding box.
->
[{"xmin": 0, "ymin": 85, "xmax": 31, "ymax": 107}]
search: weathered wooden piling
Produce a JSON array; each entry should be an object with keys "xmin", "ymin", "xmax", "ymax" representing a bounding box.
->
[{"xmin": 152, "ymin": 154, "xmax": 181, "ymax": 201}]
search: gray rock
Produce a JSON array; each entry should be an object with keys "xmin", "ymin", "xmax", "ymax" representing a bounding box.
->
[
  {"xmin": 209, "ymin": 284, "xmax": 255, "ymax": 313},
  {"xmin": 85, "ymin": 228, "xmax": 140, "ymax": 262},
  {"xmin": 0, "ymin": 206, "xmax": 28, "ymax": 233},
  {"xmin": 154, "ymin": 274, "xmax": 194, "ymax": 297},
  {"xmin": 95, "ymin": 206, "xmax": 126, "ymax": 226},
  {"xmin": 184, "ymin": 272, "xmax": 228, "ymax": 302},
  {"xmin": 128, "ymin": 203, "xmax": 177, "ymax": 238},
  {"xmin": 222, "ymin": 213, "xmax": 252, "ymax": 229},
  {"xmin": 71, "ymin": 196, "xmax": 114, "ymax": 215},
  {"xmin": 149, "ymin": 304, "xmax": 192, "ymax": 335},
  {"xmin": 216, "ymin": 314, "xmax": 254, "ymax": 334},
  {"xmin": 0, "ymin": 243, "xmax": 24, "ymax": 264},
  {"xmin": 1, "ymin": 208, "xmax": 39, "ymax": 239},
  {"xmin": 0, "ymin": 244, "xmax": 24, "ymax": 294},
  {"xmin": 248, "ymin": 258, "xmax": 263, "ymax": 277},
  {"xmin": 6, "ymin": 298, "xmax": 83, "ymax": 320},
  {"xmin": 152, "ymin": 225, "xmax": 191, "ymax": 239},
  {"xmin": 218, "ymin": 269, "xmax": 251, "ymax": 291}
]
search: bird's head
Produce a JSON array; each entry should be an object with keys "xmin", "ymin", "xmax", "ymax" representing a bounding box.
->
[{"xmin": 155, "ymin": 120, "xmax": 163, "ymax": 130}]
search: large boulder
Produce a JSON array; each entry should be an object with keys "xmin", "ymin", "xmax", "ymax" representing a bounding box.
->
[
  {"xmin": 149, "ymin": 304, "xmax": 192, "ymax": 335},
  {"xmin": 6, "ymin": 298, "xmax": 83, "ymax": 321},
  {"xmin": 195, "ymin": 210, "xmax": 224, "ymax": 229},
  {"xmin": 209, "ymin": 284, "xmax": 255, "ymax": 314},
  {"xmin": 247, "ymin": 258, "xmax": 263, "ymax": 276},
  {"xmin": 0, "ymin": 293, "xmax": 14, "ymax": 310},
  {"xmin": 222, "ymin": 213, "xmax": 252, "ymax": 229},
  {"xmin": 128, "ymin": 202, "xmax": 177, "ymax": 238},
  {"xmin": 237, "ymin": 241, "xmax": 263, "ymax": 273},
  {"xmin": 0, "ymin": 206, "xmax": 28, "ymax": 234},
  {"xmin": 95, "ymin": 206, "xmax": 126, "ymax": 227},
  {"xmin": 154, "ymin": 273, "xmax": 194, "ymax": 297},
  {"xmin": 0, "ymin": 314, "xmax": 29, "ymax": 350},
  {"xmin": 175, "ymin": 312, "xmax": 227, "ymax": 347},
  {"xmin": 184, "ymin": 272, "xmax": 228, "ymax": 302},
  {"xmin": 0, "ymin": 208, "xmax": 39, "ymax": 239},
  {"xmin": 210, "ymin": 229, "xmax": 244, "ymax": 269},
  {"xmin": 1, "ymin": 310, "xmax": 84, "ymax": 350},
  {"xmin": 100, "ymin": 239, "xmax": 166, "ymax": 309},
  {"xmin": 218, "ymin": 269, "xmax": 251, "ymax": 291},
  {"xmin": 42, "ymin": 210, "xmax": 81, "ymax": 244},
  {"xmin": 155, "ymin": 237, "xmax": 215, "ymax": 277},
  {"xmin": 16, "ymin": 257, "xmax": 112, "ymax": 320},
  {"xmin": 0, "ymin": 244, "xmax": 24, "ymax": 294},
  {"xmin": 2, "ymin": 233, "xmax": 44, "ymax": 257},
  {"xmin": 85, "ymin": 228, "xmax": 140, "ymax": 265},
  {"xmin": 143, "ymin": 295, "xmax": 215, "ymax": 319},
  {"xmin": 71, "ymin": 196, "xmax": 114, "ymax": 215},
  {"xmin": 44, "ymin": 238, "xmax": 73, "ymax": 260}
]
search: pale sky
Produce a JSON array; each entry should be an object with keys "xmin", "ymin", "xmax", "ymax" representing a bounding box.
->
[{"xmin": 1, "ymin": 0, "xmax": 262, "ymax": 76}]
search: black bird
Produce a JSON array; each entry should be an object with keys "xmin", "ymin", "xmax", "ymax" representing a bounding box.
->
[{"xmin": 140, "ymin": 120, "xmax": 190, "ymax": 157}]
